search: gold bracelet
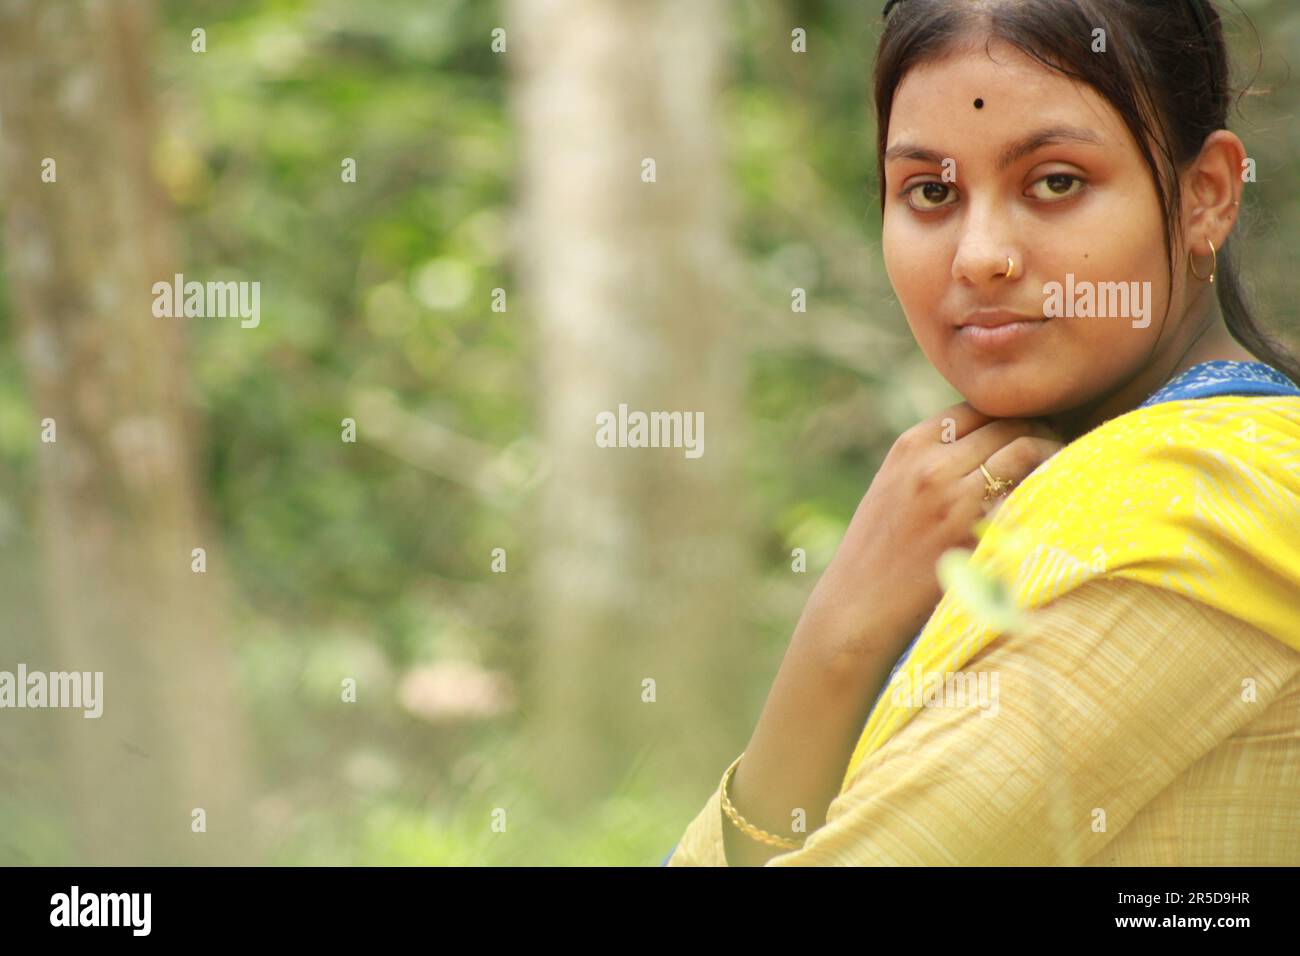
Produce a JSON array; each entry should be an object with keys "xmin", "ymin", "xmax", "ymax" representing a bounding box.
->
[{"xmin": 718, "ymin": 751, "xmax": 806, "ymax": 851}]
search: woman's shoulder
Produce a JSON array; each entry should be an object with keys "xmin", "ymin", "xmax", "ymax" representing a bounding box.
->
[
  {"xmin": 1017, "ymin": 394, "xmax": 1300, "ymax": 515},
  {"xmin": 1081, "ymin": 392, "xmax": 1298, "ymax": 455},
  {"xmin": 971, "ymin": 394, "xmax": 1300, "ymax": 651},
  {"xmin": 985, "ymin": 394, "xmax": 1300, "ymax": 551}
]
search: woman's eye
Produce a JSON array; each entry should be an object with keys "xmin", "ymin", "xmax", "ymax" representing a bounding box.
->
[
  {"xmin": 1027, "ymin": 173, "xmax": 1085, "ymax": 201},
  {"xmin": 905, "ymin": 181, "xmax": 956, "ymax": 211}
]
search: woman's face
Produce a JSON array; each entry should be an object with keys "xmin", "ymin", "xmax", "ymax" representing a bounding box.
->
[{"xmin": 882, "ymin": 39, "xmax": 1187, "ymax": 421}]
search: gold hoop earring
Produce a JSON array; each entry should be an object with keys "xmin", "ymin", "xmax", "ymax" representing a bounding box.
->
[{"xmin": 1189, "ymin": 237, "xmax": 1217, "ymax": 284}]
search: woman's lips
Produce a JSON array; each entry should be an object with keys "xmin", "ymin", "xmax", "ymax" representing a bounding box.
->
[{"xmin": 955, "ymin": 316, "xmax": 1052, "ymax": 348}]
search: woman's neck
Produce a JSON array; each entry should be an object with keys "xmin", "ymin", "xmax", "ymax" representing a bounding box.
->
[{"xmin": 1045, "ymin": 297, "xmax": 1259, "ymax": 442}]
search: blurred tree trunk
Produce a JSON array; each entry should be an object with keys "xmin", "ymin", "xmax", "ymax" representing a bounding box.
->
[
  {"xmin": 509, "ymin": 0, "xmax": 756, "ymax": 811},
  {"xmin": 0, "ymin": 0, "xmax": 256, "ymax": 864}
]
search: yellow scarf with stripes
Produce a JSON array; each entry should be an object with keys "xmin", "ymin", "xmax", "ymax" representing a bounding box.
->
[{"xmin": 840, "ymin": 395, "xmax": 1300, "ymax": 793}]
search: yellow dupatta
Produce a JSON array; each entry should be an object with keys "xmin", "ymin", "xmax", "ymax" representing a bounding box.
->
[{"xmin": 840, "ymin": 394, "xmax": 1300, "ymax": 793}]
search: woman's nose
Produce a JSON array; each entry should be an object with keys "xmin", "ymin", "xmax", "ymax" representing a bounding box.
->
[{"xmin": 951, "ymin": 210, "xmax": 1019, "ymax": 286}]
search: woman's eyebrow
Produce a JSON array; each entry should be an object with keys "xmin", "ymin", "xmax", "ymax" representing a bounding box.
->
[{"xmin": 884, "ymin": 125, "xmax": 1106, "ymax": 171}]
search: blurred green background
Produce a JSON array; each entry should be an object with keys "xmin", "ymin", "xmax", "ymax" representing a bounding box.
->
[{"xmin": 0, "ymin": 0, "xmax": 1297, "ymax": 865}]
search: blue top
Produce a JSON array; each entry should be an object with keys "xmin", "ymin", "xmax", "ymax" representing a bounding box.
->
[
  {"xmin": 660, "ymin": 359, "xmax": 1300, "ymax": 866},
  {"xmin": 1138, "ymin": 358, "xmax": 1300, "ymax": 407}
]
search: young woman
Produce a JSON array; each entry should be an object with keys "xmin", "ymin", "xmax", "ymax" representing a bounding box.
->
[{"xmin": 667, "ymin": 0, "xmax": 1300, "ymax": 866}]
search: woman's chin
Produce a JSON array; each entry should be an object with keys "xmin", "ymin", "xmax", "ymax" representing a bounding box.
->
[
  {"xmin": 955, "ymin": 380, "xmax": 1069, "ymax": 420},
  {"xmin": 941, "ymin": 356, "xmax": 1103, "ymax": 421}
]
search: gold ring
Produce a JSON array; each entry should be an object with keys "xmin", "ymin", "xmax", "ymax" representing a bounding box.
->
[{"xmin": 979, "ymin": 463, "xmax": 1015, "ymax": 501}]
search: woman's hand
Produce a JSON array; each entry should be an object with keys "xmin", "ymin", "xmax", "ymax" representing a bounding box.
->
[
  {"xmin": 719, "ymin": 402, "xmax": 1065, "ymax": 866},
  {"xmin": 798, "ymin": 402, "xmax": 1065, "ymax": 670}
]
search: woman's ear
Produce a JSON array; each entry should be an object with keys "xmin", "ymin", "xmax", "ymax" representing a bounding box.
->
[{"xmin": 1185, "ymin": 130, "xmax": 1246, "ymax": 247}]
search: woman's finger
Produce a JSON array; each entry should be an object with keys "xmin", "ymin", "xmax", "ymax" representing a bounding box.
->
[
  {"xmin": 946, "ymin": 418, "xmax": 1044, "ymax": 473},
  {"xmin": 957, "ymin": 434, "xmax": 1065, "ymax": 507},
  {"xmin": 923, "ymin": 401, "xmax": 997, "ymax": 442}
]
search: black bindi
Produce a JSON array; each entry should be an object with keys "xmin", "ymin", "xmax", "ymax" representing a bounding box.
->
[{"xmin": 974, "ymin": 97, "xmax": 984, "ymax": 109}]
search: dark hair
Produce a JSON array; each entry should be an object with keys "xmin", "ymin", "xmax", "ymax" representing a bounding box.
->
[{"xmin": 874, "ymin": 0, "xmax": 1300, "ymax": 384}]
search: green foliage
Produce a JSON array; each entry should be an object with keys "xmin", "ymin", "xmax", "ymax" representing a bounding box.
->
[{"xmin": 205, "ymin": 0, "xmax": 1298, "ymax": 864}]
